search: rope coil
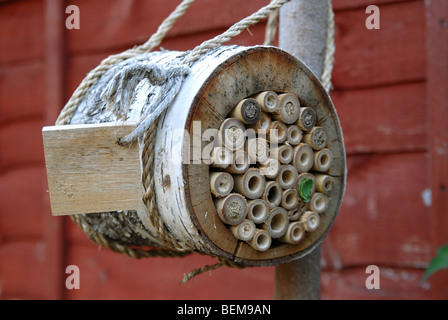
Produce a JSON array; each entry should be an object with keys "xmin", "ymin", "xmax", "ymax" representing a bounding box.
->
[{"xmin": 56, "ymin": 0, "xmax": 335, "ymax": 280}]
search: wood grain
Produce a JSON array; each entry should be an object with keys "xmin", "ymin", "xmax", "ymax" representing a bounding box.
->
[{"xmin": 42, "ymin": 122, "xmax": 144, "ymax": 216}]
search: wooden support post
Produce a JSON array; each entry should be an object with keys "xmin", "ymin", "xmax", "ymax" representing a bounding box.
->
[
  {"xmin": 277, "ymin": 0, "xmax": 333, "ymax": 300},
  {"xmin": 44, "ymin": 0, "xmax": 66, "ymax": 300}
]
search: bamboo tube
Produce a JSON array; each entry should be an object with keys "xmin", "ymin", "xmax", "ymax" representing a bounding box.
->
[
  {"xmin": 299, "ymin": 211, "xmax": 321, "ymax": 232},
  {"xmin": 312, "ymin": 148, "xmax": 333, "ymax": 172},
  {"xmin": 262, "ymin": 207, "xmax": 289, "ymax": 238},
  {"xmin": 315, "ymin": 174, "xmax": 335, "ymax": 195},
  {"xmin": 229, "ymin": 98, "xmax": 262, "ymax": 125},
  {"xmin": 288, "ymin": 197, "xmax": 310, "ymax": 221},
  {"xmin": 229, "ymin": 219, "xmax": 256, "ymax": 241},
  {"xmin": 296, "ymin": 107, "xmax": 316, "ymax": 131},
  {"xmin": 296, "ymin": 173, "xmax": 317, "ymax": 202},
  {"xmin": 247, "ymin": 199, "xmax": 269, "ymax": 224},
  {"xmin": 218, "ymin": 117, "xmax": 246, "ymax": 150},
  {"xmin": 271, "ymin": 144, "xmax": 294, "ymax": 164},
  {"xmin": 286, "ymin": 125, "xmax": 303, "ymax": 145},
  {"xmin": 275, "ymin": 164, "xmax": 299, "ymax": 189},
  {"xmin": 279, "ymin": 222, "xmax": 305, "ymax": 245},
  {"xmin": 214, "ymin": 193, "xmax": 247, "ymax": 226},
  {"xmin": 268, "ymin": 121, "xmax": 287, "ymax": 144},
  {"xmin": 233, "ymin": 168, "xmax": 266, "ymax": 200},
  {"xmin": 254, "ymin": 91, "xmax": 279, "ymax": 113},
  {"xmin": 210, "ymin": 146, "xmax": 232, "ymax": 169},
  {"xmin": 302, "ymin": 126, "xmax": 328, "ymax": 151},
  {"xmin": 263, "ymin": 181, "xmax": 283, "ymax": 209},
  {"xmin": 281, "ymin": 189, "xmax": 300, "ymax": 210},
  {"xmin": 293, "ymin": 143, "xmax": 314, "ymax": 173},
  {"xmin": 259, "ymin": 158, "xmax": 280, "ymax": 179},
  {"xmin": 210, "ymin": 171, "xmax": 234, "ymax": 198},
  {"xmin": 309, "ymin": 192, "xmax": 328, "ymax": 214},
  {"xmin": 249, "ymin": 229, "xmax": 272, "ymax": 252},
  {"xmin": 226, "ymin": 150, "xmax": 250, "ymax": 174},
  {"xmin": 248, "ymin": 112, "xmax": 271, "ymax": 134},
  {"xmin": 246, "ymin": 137, "xmax": 269, "ymax": 164},
  {"xmin": 273, "ymin": 93, "xmax": 300, "ymax": 124}
]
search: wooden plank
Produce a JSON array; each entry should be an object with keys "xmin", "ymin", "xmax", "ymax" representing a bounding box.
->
[
  {"xmin": 0, "ymin": 241, "xmax": 47, "ymax": 300},
  {"xmin": 0, "ymin": 0, "xmax": 45, "ymax": 63},
  {"xmin": 327, "ymin": 152, "xmax": 431, "ymax": 267},
  {"xmin": 66, "ymin": 0, "xmax": 270, "ymax": 54},
  {"xmin": 0, "ymin": 119, "xmax": 46, "ymax": 170},
  {"xmin": 333, "ymin": 0, "xmax": 409, "ymax": 11},
  {"xmin": 65, "ymin": 245, "xmax": 274, "ymax": 300},
  {"xmin": 332, "ymin": 0, "xmax": 425, "ymax": 89},
  {"xmin": 426, "ymin": 0, "xmax": 448, "ymax": 299},
  {"xmin": 0, "ymin": 62, "xmax": 45, "ymax": 124},
  {"xmin": 331, "ymin": 82, "xmax": 427, "ymax": 154},
  {"xmin": 0, "ymin": 167, "xmax": 45, "ymax": 238},
  {"xmin": 42, "ymin": 122, "xmax": 144, "ymax": 216},
  {"xmin": 322, "ymin": 267, "xmax": 430, "ymax": 299}
]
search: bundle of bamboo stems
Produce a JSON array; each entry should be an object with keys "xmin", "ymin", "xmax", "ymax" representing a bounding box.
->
[{"xmin": 210, "ymin": 91, "xmax": 334, "ymax": 252}]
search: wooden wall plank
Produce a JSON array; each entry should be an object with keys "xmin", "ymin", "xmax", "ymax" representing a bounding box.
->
[
  {"xmin": 426, "ymin": 0, "xmax": 448, "ymax": 299},
  {"xmin": 331, "ymin": 82, "xmax": 427, "ymax": 154},
  {"xmin": 332, "ymin": 0, "xmax": 425, "ymax": 89},
  {"xmin": 328, "ymin": 152, "xmax": 431, "ymax": 267},
  {"xmin": 0, "ymin": 0, "xmax": 44, "ymax": 63},
  {"xmin": 322, "ymin": 267, "xmax": 430, "ymax": 300},
  {"xmin": 0, "ymin": 119, "xmax": 45, "ymax": 171},
  {"xmin": 66, "ymin": 0, "xmax": 270, "ymax": 54},
  {"xmin": 65, "ymin": 246, "xmax": 274, "ymax": 300},
  {"xmin": 333, "ymin": 0, "xmax": 409, "ymax": 11},
  {"xmin": 0, "ymin": 168, "xmax": 45, "ymax": 239},
  {"xmin": 0, "ymin": 241, "xmax": 47, "ymax": 299},
  {"xmin": 0, "ymin": 62, "xmax": 45, "ymax": 125}
]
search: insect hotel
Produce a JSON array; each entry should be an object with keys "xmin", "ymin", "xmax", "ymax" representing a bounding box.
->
[{"xmin": 43, "ymin": 45, "xmax": 346, "ymax": 270}]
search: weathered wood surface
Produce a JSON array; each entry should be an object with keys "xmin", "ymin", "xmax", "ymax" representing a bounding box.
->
[{"xmin": 42, "ymin": 122, "xmax": 143, "ymax": 216}]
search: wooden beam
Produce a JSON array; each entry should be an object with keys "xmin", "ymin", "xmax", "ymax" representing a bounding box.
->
[
  {"xmin": 42, "ymin": 122, "xmax": 144, "ymax": 216},
  {"xmin": 426, "ymin": 0, "xmax": 448, "ymax": 299},
  {"xmin": 44, "ymin": 0, "xmax": 66, "ymax": 300}
]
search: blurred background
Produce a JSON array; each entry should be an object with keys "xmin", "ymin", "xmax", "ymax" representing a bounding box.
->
[{"xmin": 1, "ymin": 0, "xmax": 447, "ymax": 299}]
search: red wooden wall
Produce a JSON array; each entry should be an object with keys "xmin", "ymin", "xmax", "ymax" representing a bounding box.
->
[{"xmin": 1, "ymin": 0, "xmax": 447, "ymax": 299}]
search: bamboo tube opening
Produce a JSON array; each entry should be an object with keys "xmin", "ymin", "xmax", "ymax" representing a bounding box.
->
[
  {"xmin": 281, "ymin": 189, "xmax": 299, "ymax": 210},
  {"xmin": 315, "ymin": 174, "xmax": 334, "ymax": 195},
  {"xmin": 279, "ymin": 222, "xmax": 305, "ymax": 245},
  {"xmin": 259, "ymin": 158, "xmax": 280, "ymax": 179},
  {"xmin": 219, "ymin": 118, "xmax": 246, "ymax": 150},
  {"xmin": 313, "ymin": 148, "xmax": 332, "ymax": 172},
  {"xmin": 254, "ymin": 91, "xmax": 279, "ymax": 113},
  {"xmin": 247, "ymin": 199, "xmax": 269, "ymax": 224},
  {"xmin": 293, "ymin": 143, "xmax": 314, "ymax": 173},
  {"xmin": 249, "ymin": 229, "xmax": 272, "ymax": 252},
  {"xmin": 214, "ymin": 193, "xmax": 248, "ymax": 226},
  {"xmin": 263, "ymin": 207, "xmax": 289, "ymax": 238},
  {"xmin": 274, "ymin": 144, "xmax": 294, "ymax": 164},
  {"xmin": 210, "ymin": 172, "xmax": 234, "ymax": 198},
  {"xmin": 233, "ymin": 168, "xmax": 266, "ymax": 200},
  {"xmin": 268, "ymin": 121, "xmax": 287, "ymax": 144},
  {"xmin": 249, "ymin": 112, "xmax": 271, "ymax": 134},
  {"xmin": 309, "ymin": 192, "xmax": 328, "ymax": 214},
  {"xmin": 263, "ymin": 181, "xmax": 283, "ymax": 208},
  {"xmin": 230, "ymin": 219, "xmax": 256, "ymax": 241},
  {"xmin": 274, "ymin": 93, "xmax": 301, "ymax": 124},
  {"xmin": 303, "ymin": 126, "xmax": 328, "ymax": 151},
  {"xmin": 226, "ymin": 150, "xmax": 250, "ymax": 174},
  {"xmin": 247, "ymin": 138, "xmax": 269, "ymax": 164},
  {"xmin": 297, "ymin": 107, "xmax": 316, "ymax": 132},
  {"xmin": 276, "ymin": 164, "xmax": 299, "ymax": 189},
  {"xmin": 211, "ymin": 146, "xmax": 232, "ymax": 169},
  {"xmin": 229, "ymin": 98, "xmax": 262, "ymax": 125},
  {"xmin": 286, "ymin": 125, "xmax": 303, "ymax": 145},
  {"xmin": 300, "ymin": 211, "xmax": 321, "ymax": 232}
]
